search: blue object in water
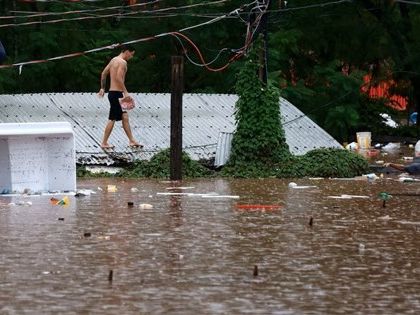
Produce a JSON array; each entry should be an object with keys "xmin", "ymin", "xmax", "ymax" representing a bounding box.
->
[{"xmin": 410, "ymin": 112, "xmax": 418, "ymax": 125}]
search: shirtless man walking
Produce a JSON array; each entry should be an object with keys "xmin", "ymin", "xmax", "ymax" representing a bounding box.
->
[{"xmin": 97, "ymin": 45, "xmax": 142, "ymax": 149}]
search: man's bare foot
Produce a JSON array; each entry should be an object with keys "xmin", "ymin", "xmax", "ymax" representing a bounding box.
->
[
  {"xmin": 129, "ymin": 141, "xmax": 143, "ymax": 148},
  {"xmin": 100, "ymin": 144, "xmax": 115, "ymax": 149}
]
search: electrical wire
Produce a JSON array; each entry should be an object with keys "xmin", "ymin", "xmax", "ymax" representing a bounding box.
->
[
  {"xmin": 283, "ymin": 91, "xmax": 352, "ymax": 126},
  {"xmin": 0, "ymin": 2, "xmax": 253, "ymax": 72},
  {"xmin": 394, "ymin": 0, "xmax": 420, "ymax": 5},
  {"xmin": 170, "ymin": 32, "xmax": 233, "ymax": 70},
  {"xmin": 0, "ymin": 0, "xmax": 229, "ymax": 28},
  {"xmin": 0, "ymin": 0, "xmax": 161, "ymax": 19},
  {"xmin": 174, "ymin": 36, "xmax": 230, "ymax": 67},
  {"xmin": 263, "ymin": 0, "xmax": 352, "ymax": 13}
]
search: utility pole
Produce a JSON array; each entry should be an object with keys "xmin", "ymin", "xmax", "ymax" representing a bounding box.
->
[
  {"xmin": 170, "ymin": 56, "xmax": 184, "ymax": 181},
  {"xmin": 259, "ymin": 0, "xmax": 271, "ymax": 84}
]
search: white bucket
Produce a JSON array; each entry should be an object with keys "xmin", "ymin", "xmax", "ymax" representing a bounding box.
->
[{"xmin": 356, "ymin": 132, "xmax": 371, "ymax": 149}]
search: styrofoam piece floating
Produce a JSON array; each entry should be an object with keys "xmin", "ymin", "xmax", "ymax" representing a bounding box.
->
[{"xmin": 0, "ymin": 122, "xmax": 76, "ymax": 193}]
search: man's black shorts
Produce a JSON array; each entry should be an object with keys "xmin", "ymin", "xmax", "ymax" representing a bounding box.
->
[{"xmin": 108, "ymin": 91, "xmax": 126, "ymax": 121}]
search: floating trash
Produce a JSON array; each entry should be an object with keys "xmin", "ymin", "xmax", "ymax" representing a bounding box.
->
[
  {"xmin": 382, "ymin": 142, "xmax": 400, "ymax": 152},
  {"xmin": 50, "ymin": 196, "xmax": 69, "ymax": 206},
  {"xmin": 166, "ymin": 186, "xmax": 195, "ymax": 190},
  {"xmin": 157, "ymin": 192, "xmax": 190, "ymax": 196},
  {"xmin": 235, "ymin": 204, "xmax": 282, "ymax": 211},
  {"xmin": 107, "ymin": 185, "xmax": 117, "ymax": 192},
  {"xmin": 398, "ymin": 177, "xmax": 420, "ymax": 182},
  {"xmin": 7, "ymin": 201, "xmax": 32, "ymax": 206},
  {"xmin": 130, "ymin": 187, "xmax": 139, "ymax": 193},
  {"xmin": 139, "ymin": 203, "xmax": 153, "ymax": 209},
  {"xmin": 201, "ymin": 195, "xmax": 239, "ymax": 199},
  {"xmin": 288, "ymin": 182, "xmax": 317, "ymax": 189},
  {"xmin": 378, "ymin": 192, "xmax": 392, "ymax": 208},
  {"xmin": 328, "ymin": 194, "xmax": 370, "ymax": 199},
  {"xmin": 97, "ymin": 235, "xmax": 111, "ymax": 240},
  {"xmin": 75, "ymin": 189, "xmax": 96, "ymax": 196},
  {"xmin": 345, "ymin": 142, "xmax": 358, "ymax": 151}
]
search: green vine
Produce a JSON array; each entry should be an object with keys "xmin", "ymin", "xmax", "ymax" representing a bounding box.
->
[
  {"xmin": 221, "ymin": 39, "xmax": 369, "ymax": 178},
  {"xmin": 225, "ymin": 38, "xmax": 291, "ymax": 175}
]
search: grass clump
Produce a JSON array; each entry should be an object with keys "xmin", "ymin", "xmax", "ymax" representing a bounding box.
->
[{"xmin": 117, "ymin": 148, "xmax": 213, "ymax": 178}]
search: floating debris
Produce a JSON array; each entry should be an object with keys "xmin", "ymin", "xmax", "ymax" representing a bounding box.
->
[
  {"xmin": 253, "ymin": 265, "xmax": 258, "ymax": 277},
  {"xmin": 201, "ymin": 195, "xmax": 240, "ymax": 199},
  {"xmin": 378, "ymin": 192, "xmax": 392, "ymax": 208},
  {"xmin": 11, "ymin": 201, "xmax": 33, "ymax": 206},
  {"xmin": 156, "ymin": 192, "xmax": 239, "ymax": 198},
  {"xmin": 288, "ymin": 182, "xmax": 317, "ymax": 189},
  {"xmin": 107, "ymin": 185, "xmax": 117, "ymax": 192},
  {"xmin": 75, "ymin": 189, "xmax": 96, "ymax": 197},
  {"xmin": 327, "ymin": 195, "xmax": 370, "ymax": 199},
  {"xmin": 50, "ymin": 196, "xmax": 69, "ymax": 206},
  {"xmin": 97, "ymin": 235, "xmax": 111, "ymax": 240},
  {"xmin": 309, "ymin": 217, "xmax": 313, "ymax": 227},
  {"xmin": 139, "ymin": 204, "xmax": 153, "ymax": 210},
  {"xmin": 235, "ymin": 204, "xmax": 282, "ymax": 211},
  {"xmin": 398, "ymin": 177, "xmax": 420, "ymax": 182},
  {"xmin": 166, "ymin": 186, "xmax": 195, "ymax": 190}
]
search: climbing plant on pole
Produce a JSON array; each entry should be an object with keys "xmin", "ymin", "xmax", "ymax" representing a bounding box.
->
[{"xmin": 225, "ymin": 38, "xmax": 291, "ymax": 176}]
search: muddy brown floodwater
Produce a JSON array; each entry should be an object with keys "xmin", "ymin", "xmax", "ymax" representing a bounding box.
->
[{"xmin": 0, "ymin": 176, "xmax": 419, "ymax": 314}]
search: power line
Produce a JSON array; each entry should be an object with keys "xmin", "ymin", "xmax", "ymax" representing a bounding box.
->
[
  {"xmin": 395, "ymin": 0, "xmax": 420, "ymax": 5},
  {"xmin": 269, "ymin": 0, "xmax": 352, "ymax": 13},
  {"xmin": 0, "ymin": 2, "xmax": 254, "ymax": 72},
  {"xmin": 0, "ymin": 0, "xmax": 161, "ymax": 19},
  {"xmin": 0, "ymin": 0, "xmax": 229, "ymax": 28}
]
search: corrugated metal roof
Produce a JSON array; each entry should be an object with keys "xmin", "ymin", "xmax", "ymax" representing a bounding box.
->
[{"xmin": 0, "ymin": 93, "xmax": 341, "ymax": 165}]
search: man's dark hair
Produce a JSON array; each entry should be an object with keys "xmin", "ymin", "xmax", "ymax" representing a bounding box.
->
[{"xmin": 120, "ymin": 44, "xmax": 135, "ymax": 52}]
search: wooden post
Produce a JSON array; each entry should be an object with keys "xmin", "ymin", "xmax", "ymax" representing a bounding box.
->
[{"xmin": 170, "ymin": 56, "xmax": 184, "ymax": 180}]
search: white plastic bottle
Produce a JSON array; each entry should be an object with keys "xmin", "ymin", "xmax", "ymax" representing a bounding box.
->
[{"xmin": 415, "ymin": 140, "xmax": 420, "ymax": 157}]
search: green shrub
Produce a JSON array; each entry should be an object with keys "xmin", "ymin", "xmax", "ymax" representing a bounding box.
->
[
  {"xmin": 76, "ymin": 165, "xmax": 114, "ymax": 178},
  {"xmin": 275, "ymin": 148, "xmax": 369, "ymax": 178},
  {"xmin": 118, "ymin": 149, "xmax": 212, "ymax": 179}
]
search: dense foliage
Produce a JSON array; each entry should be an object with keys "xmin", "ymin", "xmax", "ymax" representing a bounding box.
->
[
  {"xmin": 274, "ymin": 148, "xmax": 369, "ymax": 178},
  {"xmin": 117, "ymin": 148, "xmax": 212, "ymax": 178},
  {"xmin": 226, "ymin": 38, "xmax": 291, "ymax": 168},
  {"xmin": 222, "ymin": 43, "xmax": 368, "ymax": 178}
]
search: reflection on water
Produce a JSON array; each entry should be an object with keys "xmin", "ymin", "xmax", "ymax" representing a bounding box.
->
[{"xmin": 0, "ymin": 177, "xmax": 419, "ymax": 314}]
